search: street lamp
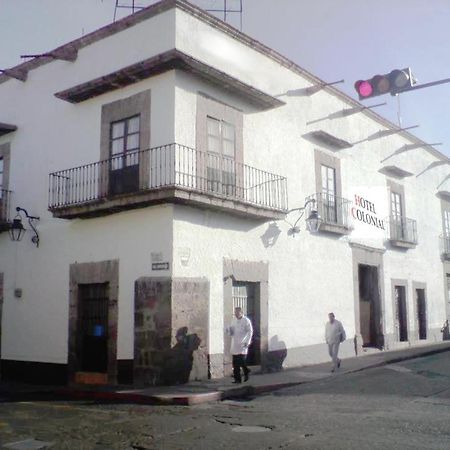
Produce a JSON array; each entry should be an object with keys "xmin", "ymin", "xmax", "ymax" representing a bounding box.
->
[
  {"xmin": 9, "ymin": 207, "xmax": 40, "ymax": 247},
  {"xmin": 286, "ymin": 199, "xmax": 322, "ymax": 236}
]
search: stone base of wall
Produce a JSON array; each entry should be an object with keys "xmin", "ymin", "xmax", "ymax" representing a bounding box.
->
[
  {"xmin": 0, "ymin": 360, "xmax": 68, "ymax": 385},
  {"xmin": 0, "ymin": 359, "xmax": 135, "ymax": 386},
  {"xmin": 209, "ymin": 353, "xmax": 224, "ymax": 379},
  {"xmin": 134, "ymin": 277, "xmax": 209, "ymax": 386},
  {"xmin": 384, "ymin": 328, "xmax": 444, "ymax": 350}
]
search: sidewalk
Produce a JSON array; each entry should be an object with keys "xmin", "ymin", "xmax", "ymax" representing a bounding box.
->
[{"xmin": 2, "ymin": 342, "xmax": 450, "ymax": 406}]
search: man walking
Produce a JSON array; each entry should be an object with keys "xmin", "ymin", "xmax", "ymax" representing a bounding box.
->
[
  {"xmin": 325, "ymin": 312, "xmax": 346, "ymax": 372},
  {"xmin": 228, "ymin": 307, "xmax": 253, "ymax": 383}
]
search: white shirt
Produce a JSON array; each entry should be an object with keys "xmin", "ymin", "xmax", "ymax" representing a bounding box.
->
[
  {"xmin": 325, "ymin": 319, "xmax": 346, "ymax": 345},
  {"xmin": 228, "ymin": 316, "xmax": 253, "ymax": 355}
]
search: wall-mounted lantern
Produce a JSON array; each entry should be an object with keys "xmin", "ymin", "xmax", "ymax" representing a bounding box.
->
[
  {"xmin": 286, "ymin": 199, "xmax": 322, "ymax": 236},
  {"xmin": 9, "ymin": 207, "xmax": 40, "ymax": 247},
  {"xmin": 305, "ymin": 208, "xmax": 322, "ymax": 233}
]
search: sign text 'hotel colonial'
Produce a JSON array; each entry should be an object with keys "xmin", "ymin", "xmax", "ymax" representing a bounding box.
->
[{"xmin": 351, "ymin": 194, "xmax": 385, "ymax": 230}]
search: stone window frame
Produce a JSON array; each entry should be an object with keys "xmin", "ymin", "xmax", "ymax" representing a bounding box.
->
[
  {"xmin": 196, "ymin": 94, "xmax": 243, "ymax": 191},
  {"xmin": 387, "ymin": 180, "xmax": 406, "ymax": 217},
  {"xmin": 444, "ymin": 262, "xmax": 450, "ymax": 321},
  {"xmin": 0, "ymin": 143, "xmax": 11, "ymax": 193},
  {"xmin": 314, "ymin": 150, "xmax": 342, "ymax": 200},
  {"xmin": 441, "ymin": 198, "xmax": 450, "ymax": 236},
  {"xmin": 0, "ymin": 272, "xmax": 3, "ymax": 361},
  {"xmin": 350, "ymin": 243, "xmax": 386, "ymax": 353},
  {"xmin": 68, "ymin": 259, "xmax": 119, "ymax": 384},
  {"xmin": 411, "ymin": 281, "xmax": 427, "ymax": 342},
  {"xmin": 0, "ymin": 143, "xmax": 11, "ymax": 222},
  {"xmin": 391, "ymin": 278, "xmax": 409, "ymax": 343},
  {"xmin": 313, "ymin": 149, "xmax": 351, "ymax": 234},
  {"xmin": 100, "ymin": 90, "xmax": 151, "ymax": 195},
  {"xmin": 222, "ymin": 259, "xmax": 268, "ymax": 376}
]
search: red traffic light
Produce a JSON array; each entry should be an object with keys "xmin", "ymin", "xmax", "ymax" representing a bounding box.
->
[
  {"xmin": 354, "ymin": 80, "xmax": 373, "ymax": 98},
  {"xmin": 354, "ymin": 68, "xmax": 414, "ymax": 100}
]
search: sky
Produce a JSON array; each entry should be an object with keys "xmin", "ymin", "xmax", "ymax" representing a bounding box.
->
[{"xmin": 1, "ymin": 0, "xmax": 450, "ymax": 162}]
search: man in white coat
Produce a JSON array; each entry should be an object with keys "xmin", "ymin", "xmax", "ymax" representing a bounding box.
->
[
  {"xmin": 325, "ymin": 312, "xmax": 346, "ymax": 372},
  {"xmin": 228, "ymin": 307, "xmax": 253, "ymax": 383}
]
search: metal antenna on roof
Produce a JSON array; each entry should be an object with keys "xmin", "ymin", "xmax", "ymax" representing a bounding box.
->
[
  {"xmin": 202, "ymin": 0, "xmax": 243, "ymax": 30},
  {"xmin": 113, "ymin": 0, "xmax": 243, "ymax": 30},
  {"xmin": 114, "ymin": 0, "xmax": 149, "ymax": 22}
]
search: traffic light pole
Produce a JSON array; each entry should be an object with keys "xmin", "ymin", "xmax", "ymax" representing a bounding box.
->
[{"xmin": 392, "ymin": 77, "xmax": 450, "ymax": 95}]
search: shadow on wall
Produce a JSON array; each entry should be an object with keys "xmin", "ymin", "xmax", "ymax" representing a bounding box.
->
[
  {"xmin": 260, "ymin": 222, "xmax": 282, "ymax": 248},
  {"xmin": 265, "ymin": 335, "xmax": 287, "ymax": 372},
  {"xmin": 161, "ymin": 327, "xmax": 201, "ymax": 385}
]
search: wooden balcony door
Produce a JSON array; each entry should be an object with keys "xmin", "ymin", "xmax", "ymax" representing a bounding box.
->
[
  {"xmin": 109, "ymin": 115, "xmax": 140, "ymax": 196},
  {"xmin": 206, "ymin": 117, "xmax": 236, "ymax": 196},
  {"xmin": 321, "ymin": 164, "xmax": 337, "ymax": 223}
]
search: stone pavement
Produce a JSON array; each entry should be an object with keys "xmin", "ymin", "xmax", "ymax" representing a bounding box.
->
[{"xmin": 2, "ymin": 342, "xmax": 450, "ymax": 406}]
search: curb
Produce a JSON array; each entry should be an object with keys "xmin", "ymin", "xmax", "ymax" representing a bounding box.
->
[{"xmin": 2, "ymin": 344, "xmax": 450, "ymax": 406}]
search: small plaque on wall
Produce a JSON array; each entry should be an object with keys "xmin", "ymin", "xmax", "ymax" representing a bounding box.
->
[{"xmin": 152, "ymin": 262, "xmax": 169, "ymax": 271}]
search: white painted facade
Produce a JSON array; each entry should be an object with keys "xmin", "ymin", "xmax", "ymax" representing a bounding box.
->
[{"xmin": 0, "ymin": 0, "xmax": 449, "ymax": 383}]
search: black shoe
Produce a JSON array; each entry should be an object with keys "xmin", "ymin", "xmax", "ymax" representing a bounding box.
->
[
  {"xmin": 337, "ymin": 360, "xmax": 341, "ymax": 369},
  {"xmin": 244, "ymin": 374, "xmax": 249, "ymax": 382},
  {"xmin": 232, "ymin": 380, "xmax": 241, "ymax": 384}
]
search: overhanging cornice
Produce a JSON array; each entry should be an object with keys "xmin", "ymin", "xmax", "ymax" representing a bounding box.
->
[
  {"xmin": 0, "ymin": 122, "xmax": 17, "ymax": 137},
  {"xmin": 54, "ymin": 49, "xmax": 284, "ymax": 109}
]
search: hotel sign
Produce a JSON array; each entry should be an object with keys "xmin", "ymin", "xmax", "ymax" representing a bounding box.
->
[{"xmin": 351, "ymin": 194, "xmax": 385, "ymax": 230}]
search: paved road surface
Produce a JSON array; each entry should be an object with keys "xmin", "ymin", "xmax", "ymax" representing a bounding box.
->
[{"xmin": 1, "ymin": 352, "xmax": 449, "ymax": 449}]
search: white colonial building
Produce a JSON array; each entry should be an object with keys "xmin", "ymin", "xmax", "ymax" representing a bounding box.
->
[{"xmin": 0, "ymin": 0, "xmax": 449, "ymax": 385}]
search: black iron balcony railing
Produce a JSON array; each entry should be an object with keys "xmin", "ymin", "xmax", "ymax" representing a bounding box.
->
[
  {"xmin": 49, "ymin": 143, "xmax": 288, "ymax": 213},
  {"xmin": 306, "ymin": 192, "xmax": 352, "ymax": 229},
  {"xmin": 0, "ymin": 188, "xmax": 12, "ymax": 223},
  {"xmin": 388, "ymin": 215, "xmax": 418, "ymax": 245},
  {"xmin": 440, "ymin": 234, "xmax": 450, "ymax": 255}
]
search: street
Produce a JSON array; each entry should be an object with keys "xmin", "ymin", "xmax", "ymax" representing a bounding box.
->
[{"xmin": 1, "ymin": 352, "xmax": 450, "ymax": 450}]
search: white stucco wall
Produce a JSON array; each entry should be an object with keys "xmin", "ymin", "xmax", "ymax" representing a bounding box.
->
[
  {"xmin": 0, "ymin": 1, "xmax": 448, "ymax": 372},
  {"xmin": 170, "ymin": 6, "xmax": 449, "ymax": 361},
  {"xmin": 0, "ymin": 9, "xmax": 180, "ymax": 363}
]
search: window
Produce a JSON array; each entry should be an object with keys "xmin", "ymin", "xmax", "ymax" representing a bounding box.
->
[
  {"xmin": 0, "ymin": 144, "xmax": 10, "ymax": 222},
  {"xmin": 110, "ymin": 115, "xmax": 140, "ymax": 169},
  {"xmin": 390, "ymin": 191, "xmax": 404, "ymax": 239},
  {"xmin": 0, "ymin": 157, "xmax": 3, "ymax": 199},
  {"xmin": 100, "ymin": 90, "xmax": 150, "ymax": 197},
  {"xmin": 444, "ymin": 210, "xmax": 450, "ymax": 237},
  {"xmin": 109, "ymin": 115, "xmax": 140, "ymax": 195},
  {"xmin": 197, "ymin": 95, "xmax": 243, "ymax": 198},
  {"xmin": 313, "ymin": 150, "xmax": 350, "ymax": 232},
  {"xmin": 206, "ymin": 116, "xmax": 236, "ymax": 195},
  {"xmin": 321, "ymin": 164, "xmax": 337, "ymax": 222},
  {"xmin": 394, "ymin": 285, "xmax": 408, "ymax": 342}
]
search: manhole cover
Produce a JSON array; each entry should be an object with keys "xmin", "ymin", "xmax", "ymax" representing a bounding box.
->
[{"xmin": 232, "ymin": 426, "xmax": 271, "ymax": 433}]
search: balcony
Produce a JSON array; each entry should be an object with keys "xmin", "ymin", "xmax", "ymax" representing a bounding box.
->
[
  {"xmin": 306, "ymin": 192, "xmax": 352, "ymax": 235},
  {"xmin": 48, "ymin": 143, "xmax": 288, "ymax": 220},
  {"xmin": 387, "ymin": 216, "xmax": 418, "ymax": 248},
  {"xmin": 0, "ymin": 189, "xmax": 12, "ymax": 233},
  {"xmin": 440, "ymin": 234, "xmax": 450, "ymax": 260}
]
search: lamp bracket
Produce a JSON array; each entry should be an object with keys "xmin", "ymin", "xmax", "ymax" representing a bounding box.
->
[
  {"xmin": 15, "ymin": 207, "xmax": 40, "ymax": 247},
  {"xmin": 284, "ymin": 198, "xmax": 317, "ymax": 236}
]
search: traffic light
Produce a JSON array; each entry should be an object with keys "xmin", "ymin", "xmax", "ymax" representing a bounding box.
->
[{"xmin": 354, "ymin": 68, "xmax": 415, "ymax": 100}]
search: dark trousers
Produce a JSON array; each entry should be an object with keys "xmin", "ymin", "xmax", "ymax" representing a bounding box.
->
[{"xmin": 232, "ymin": 354, "xmax": 249, "ymax": 382}]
